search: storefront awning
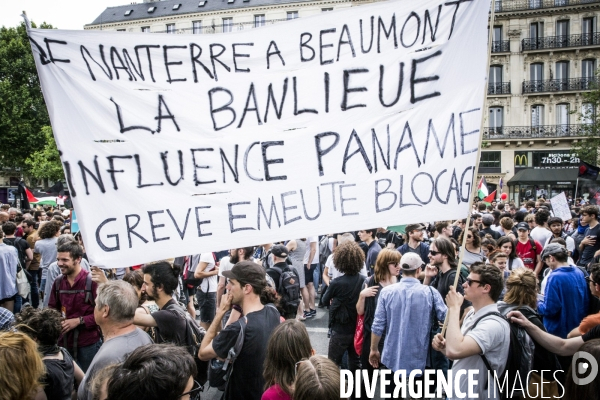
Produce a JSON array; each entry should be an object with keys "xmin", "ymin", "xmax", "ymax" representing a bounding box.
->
[{"xmin": 507, "ymin": 168, "xmax": 579, "ymax": 185}]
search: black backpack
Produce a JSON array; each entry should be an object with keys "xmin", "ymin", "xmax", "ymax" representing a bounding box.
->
[
  {"xmin": 319, "ymin": 236, "xmax": 332, "ymax": 266},
  {"xmin": 271, "ymin": 265, "xmax": 301, "ymax": 314},
  {"xmin": 165, "ymin": 302, "xmax": 208, "ymax": 385},
  {"xmin": 471, "ymin": 311, "xmax": 534, "ymax": 399},
  {"xmin": 54, "ymin": 272, "xmax": 95, "ymax": 307}
]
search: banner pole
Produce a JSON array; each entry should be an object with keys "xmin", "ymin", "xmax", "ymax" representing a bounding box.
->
[
  {"xmin": 440, "ymin": 0, "xmax": 496, "ymax": 337},
  {"xmin": 575, "ymin": 178, "xmax": 579, "ymax": 200}
]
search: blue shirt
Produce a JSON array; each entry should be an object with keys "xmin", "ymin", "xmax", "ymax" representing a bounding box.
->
[
  {"xmin": 371, "ymin": 277, "xmax": 447, "ymax": 372},
  {"xmin": 0, "ymin": 244, "xmax": 18, "ymax": 300},
  {"xmin": 398, "ymin": 242, "xmax": 430, "ymax": 265},
  {"xmin": 538, "ymin": 265, "xmax": 589, "ymax": 338}
]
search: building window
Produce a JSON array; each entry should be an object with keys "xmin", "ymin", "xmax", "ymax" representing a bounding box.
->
[
  {"xmin": 582, "ymin": 59, "xmax": 596, "ymax": 78},
  {"xmin": 531, "ymin": 105, "xmax": 544, "ymax": 127},
  {"xmin": 223, "ymin": 18, "xmax": 233, "ymax": 32},
  {"xmin": 287, "ymin": 11, "xmax": 299, "ymax": 20},
  {"xmin": 556, "ymin": 104, "xmax": 569, "ymax": 127},
  {"xmin": 530, "ymin": 62, "xmax": 544, "ymax": 81},
  {"xmin": 556, "ymin": 20, "xmax": 569, "ymax": 47},
  {"xmin": 166, "ymin": 24, "xmax": 176, "ymax": 34},
  {"xmin": 530, "ymin": 21, "xmax": 544, "ymax": 39},
  {"xmin": 193, "ymin": 21, "xmax": 202, "ymax": 34},
  {"xmin": 254, "ymin": 15, "xmax": 265, "ymax": 28},
  {"xmin": 322, "ymin": 8, "xmax": 333, "ymax": 12},
  {"xmin": 480, "ymin": 151, "xmax": 501, "ymax": 170},
  {"xmin": 583, "ymin": 17, "xmax": 596, "ymax": 45},
  {"xmin": 489, "ymin": 107, "xmax": 503, "ymax": 133},
  {"xmin": 117, "ymin": 29, "xmax": 126, "ymax": 32},
  {"xmin": 141, "ymin": 26, "xmax": 150, "ymax": 33},
  {"xmin": 555, "ymin": 61, "xmax": 569, "ymax": 91},
  {"xmin": 582, "ymin": 103, "xmax": 595, "ymax": 124}
]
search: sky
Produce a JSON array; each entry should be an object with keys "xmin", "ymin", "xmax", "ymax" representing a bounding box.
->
[{"xmin": 2, "ymin": 0, "xmax": 128, "ymax": 30}]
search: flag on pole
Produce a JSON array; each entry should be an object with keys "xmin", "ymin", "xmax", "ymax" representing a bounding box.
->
[
  {"xmin": 477, "ymin": 177, "xmax": 489, "ymax": 199},
  {"xmin": 482, "ymin": 190, "xmax": 497, "ymax": 205},
  {"xmin": 578, "ymin": 161, "xmax": 600, "ymax": 181},
  {"xmin": 25, "ymin": 187, "xmax": 38, "ymax": 203},
  {"xmin": 499, "ymin": 178, "xmax": 504, "ymax": 191}
]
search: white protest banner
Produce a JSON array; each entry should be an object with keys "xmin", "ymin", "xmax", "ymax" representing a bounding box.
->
[
  {"xmin": 550, "ymin": 192, "xmax": 572, "ymax": 222},
  {"xmin": 27, "ymin": 0, "xmax": 490, "ymax": 268}
]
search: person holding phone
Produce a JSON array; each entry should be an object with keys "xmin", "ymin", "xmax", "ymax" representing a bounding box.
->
[{"xmin": 578, "ymin": 206, "xmax": 600, "ymax": 270}]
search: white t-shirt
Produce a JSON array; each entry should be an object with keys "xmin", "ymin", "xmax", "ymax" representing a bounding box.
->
[
  {"xmin": 198, "ymin": 253, "xmax": 218, "ymax": 293},
  {"xmin": 530, "ymin": 227, "xmax": 552, "ymax": 250},
  {"xmin": 544, "ymin": 235, "xmax": 576, "ymax": 254},
  {"xmin": 325, "ymin": 254, "xmax": 368, "ymax": 281},
  {"xmin": 303, "ymin": 236, "xmax": 320, "ymax": 265},
  {"xmin": 218, "ymin": 256, "xmax": 233, "ymax": 277}
]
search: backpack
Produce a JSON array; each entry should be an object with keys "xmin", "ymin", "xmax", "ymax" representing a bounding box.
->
[
  {"xmin": 208, "ymin": 303, "xmax": 278, "ymax": 390},
  {"xmin": 54, "ymin": 272, "xmax": 95, "ymax": 307},
  {"xmin": 271, "ymin": 265, "xmax": 301, "ymax": 314},
  {"xmin": 471, "ymin": 311, "xmax": 535, "ymax": 399},
  {"xmin": 165, "ymin": 302, "xmax": 208, "ymax": 384},
  {"xmin": 319, "ymin": 236, "xmax": 332, "ymax": 266}
]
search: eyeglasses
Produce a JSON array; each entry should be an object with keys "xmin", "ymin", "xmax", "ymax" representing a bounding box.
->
[
  {"xmin": 388, "ymin": 262, "xmax": 400, "ymax": 266},
  {"xmin": 586, "ymin": 276, "xmax": 597, "ymax": 285},
  {"xmin": 180, "ymin": 380, "xmax": 202, "ymax": 400},
  {"xmin": 429, "ymin": 250, "xmax": 441, "ymax": 256},
  {"xmin": 466, "ymin": 278, "xmax": 484, "ymax": 287}
]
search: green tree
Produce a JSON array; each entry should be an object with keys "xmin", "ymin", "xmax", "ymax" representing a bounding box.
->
[
  {"xmin": 573, "ymin": 82, "xmax": 600, "ymax": 164},
  {"xmin": 0, "ymin": 21, "xmax": 52, "ymax": 170},
  {"xmin": 25, "ymin": 126, "xmax": 64, "ymax": 181}
]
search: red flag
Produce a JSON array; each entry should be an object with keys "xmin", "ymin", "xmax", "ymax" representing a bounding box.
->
[
  {"xmin": 482, "ymin": 190, "xmax": 496, "ymax": 204},
  {"xmin": 26, "ymin": 188, "xmax": 38, "ymax": 203}
]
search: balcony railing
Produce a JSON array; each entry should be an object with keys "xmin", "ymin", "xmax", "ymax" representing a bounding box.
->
[
  {"xmin": 483, "ymin": 124, "xmax": 587, "ymax": 139},
  {"xmin": 522, "ymin": 77, "xmax": 600, "ymax": 93},
  {"xmin": 491, "ymin": 40, "xmax": 510, "ymax": 52},
  {"xmin": 522, "ymin": 33, "xmax": 600, "ymax": 51},
  {"xmin": 494, "ymin": 0, "xmax": 599, "ymax": 12},
  {"xmin": 488, "ymin": 82, "xmax": 511, "ymax": 94}
]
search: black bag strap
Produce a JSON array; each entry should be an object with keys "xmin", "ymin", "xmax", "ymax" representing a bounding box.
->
[{"xmin": 468, "ymin": 311, "xmax": 508, "ymax": 391}]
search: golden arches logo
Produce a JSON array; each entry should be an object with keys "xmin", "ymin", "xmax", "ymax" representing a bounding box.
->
[{"xmin": 514, "ymin": 154, "xmax": 528, "ymax": 166}]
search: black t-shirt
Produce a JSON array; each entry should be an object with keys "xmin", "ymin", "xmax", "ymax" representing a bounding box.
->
[
  {"xmin": 479, "ymin": 227, "xmax": 501, "ymax": 240},
  {"xmin": 152, "ymin": 299, "xmax": 187, "ymax": 345},
  {"xmin": 430, "ymin": 268, "xmax": 471, "ymax": 315},
  {"xmin": 376, "ymin": 230, "xmax": 404, "ymax": 249},
  {"xmin": 579, "ymin": 224, "xmax": 600, "ymax": 267},
  {"xmin": 212, "ymin": 305, "xmax": 280, "ymax": 400},
  {"xmin": 42, "ymin": 348, "xmax": 74, "ymax": 400},
  {"xmin": 321, "ymin": 273, "xmax": 365, "ymax": 334}
]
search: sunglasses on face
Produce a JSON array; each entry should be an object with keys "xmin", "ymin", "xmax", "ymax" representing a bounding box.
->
[
  {"xmin": 179, "ymin": 380, "xmax": 202, "ymax": 400},
  {"xmin": 429, "ymin": 250, "xmax": 441, "ymax": 256},
  {"xmin": 467, "ymin": 235, "xmax": 473, "ymax": 239},
  {"xmin": 466, "ymin": 278, "xmax": 483, "ymax": 286}
]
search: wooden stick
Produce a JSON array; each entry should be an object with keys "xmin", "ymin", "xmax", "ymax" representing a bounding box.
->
[{"xmin": 440, "ymin": 0, "xmax": 496, "ymax": 337}]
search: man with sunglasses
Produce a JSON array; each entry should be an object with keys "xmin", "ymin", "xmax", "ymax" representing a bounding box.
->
[
  {"xmin": 432, "ymin": 264, "xmax": 510, "ymax": 400},
  {"xmin": 199, "ymin": 261, "xmax": 280, "ymax": 400},
  {"xmin": 538, "ymin": 243, "xmax": 589, "ymax": 339}
]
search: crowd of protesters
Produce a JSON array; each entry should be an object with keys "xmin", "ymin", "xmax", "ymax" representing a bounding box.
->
[{"xmin": 1, "ymin": 197, "xmax": 600, "ymax": 400}]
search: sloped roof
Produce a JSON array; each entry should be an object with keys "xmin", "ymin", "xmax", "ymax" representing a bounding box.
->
[{"xmin": 87, "ymin": 0, "xmax": 312, "ymax": 26}]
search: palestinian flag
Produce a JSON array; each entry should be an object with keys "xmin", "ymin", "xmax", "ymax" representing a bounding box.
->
[
  {"xmin": 26, "ymin": 187, "xmax": 38, "ymax": 203},
  {"xmin": 477, "ymin": 176, "xmax": 489, "ymax": 199},
  {"xmin": 482, "ymin": 190, "xmax": 497, "ymax": 205}
]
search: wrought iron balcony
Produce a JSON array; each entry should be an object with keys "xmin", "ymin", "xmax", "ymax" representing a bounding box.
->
[
  {"xmin": 522, "ymin": 33, "xmax": 600, "ymax": 51},
  {"xmin": 488, "ymin": 82, "xmax": 511, "ymax": 95},
  {"xmin": 491, "ymin": 40, "xmax": 510, "ymax": 52},
  {"xmin": 483, "ymin": 124, "xmax": 587, "ymax": 139},
  {"xmin": 522, "ymin": 77, "xmax": 600, "ymax": 93},
  {"xmin": 495, "ymin": 0, "xmax": 599, "ymax": 12}
]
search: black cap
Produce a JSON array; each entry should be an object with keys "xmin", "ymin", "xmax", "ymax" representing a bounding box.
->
[
  {"xmin": 516, "ymin": 222, "xmax": 529, "ymax": 231},
  {"xmin": 271, "ymin": 244, "xmax": 288, "ymax": 258},
  {"xmin": 222, "ymin": 260, "xmax": 267, "ymax": 289}
]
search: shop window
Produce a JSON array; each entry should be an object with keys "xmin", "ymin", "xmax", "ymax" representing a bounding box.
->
[{"xmin": 479, "ymin": 151, "xmax": 501, "ymax": 173}]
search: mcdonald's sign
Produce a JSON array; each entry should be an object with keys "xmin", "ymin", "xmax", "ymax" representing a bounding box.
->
[{"xmin": 514, "ymin": 152, "xmax": 528, "ymax": 167}]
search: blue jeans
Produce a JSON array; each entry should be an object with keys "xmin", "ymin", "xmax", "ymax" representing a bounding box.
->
[
  {"xmin": 29, "ymin": 269, "xmax": 41, "ymax": 309},
  {"xmin": 14, "ymin": 295, "xmax": 23, "ymax": 313},
  {"xmin": 66, "ymin": 340, "xmax": 102, "ymax": 373}
]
